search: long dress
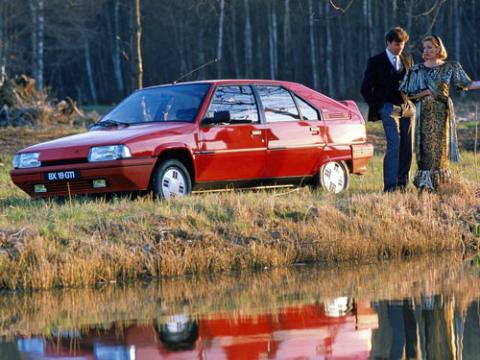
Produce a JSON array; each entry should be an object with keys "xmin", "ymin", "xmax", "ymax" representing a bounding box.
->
[{"xmin": 399, "ymin": 61, "xmax": 472, "ymax": 189}]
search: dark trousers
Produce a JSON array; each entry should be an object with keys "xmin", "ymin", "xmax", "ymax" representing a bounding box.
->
[
  {"xmin": 387, "ymin": 301, "xmax": 419, "ymax": 360},
  {"xmin": 380, "ymin": 102, "xmax": 414, "ymax": 192}
]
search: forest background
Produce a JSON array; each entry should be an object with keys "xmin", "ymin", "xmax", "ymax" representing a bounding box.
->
[{"xmin": 0, "ymin": 0, "xmax": 478, "ymax": 105}]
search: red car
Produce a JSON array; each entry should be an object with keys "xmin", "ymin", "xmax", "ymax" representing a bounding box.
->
[{"xmin": 10, "ymin": 80, "xmax": 373, "ymax": 198}]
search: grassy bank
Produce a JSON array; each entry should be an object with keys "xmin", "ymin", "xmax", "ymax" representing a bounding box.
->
[{"xmin": 0, "ymin": 126, "xmax": 479, "ymax": 290}]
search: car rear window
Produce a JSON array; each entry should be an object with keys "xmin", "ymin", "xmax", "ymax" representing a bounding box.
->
[
  {"xmin": 256, "ymin": 86, "xmax": 300, "ymax": 122},
  {"xmin": 294, "ymin": 95, "xmax": 319, "ymax": 120},
  {"xmin": 102, "ymin": 84, "xmax": 211, "ymax": 124}
]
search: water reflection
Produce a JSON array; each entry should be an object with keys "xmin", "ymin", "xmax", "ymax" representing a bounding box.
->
[{"xmin": 0, "ymin": 255, "xmax": 479, "ymax": 359}]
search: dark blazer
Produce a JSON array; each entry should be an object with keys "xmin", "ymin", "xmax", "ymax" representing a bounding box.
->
[{"xmin": 360, "ymin": 51, "xmax": 414, "ymax": 121}]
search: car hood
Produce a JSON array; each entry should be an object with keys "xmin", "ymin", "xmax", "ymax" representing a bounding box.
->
[{"xmin": 19, "ymin": 122, "xmax": 193, "ymax": 161}]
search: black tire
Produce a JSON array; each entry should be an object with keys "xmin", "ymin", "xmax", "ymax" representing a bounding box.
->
[
  {"xmin": 152, "ymin": 159, "xmax": 192, "ymax": 198},
  {"xmin": 317, "ymin": 161, "xmax": 349, "ymax": 194}
]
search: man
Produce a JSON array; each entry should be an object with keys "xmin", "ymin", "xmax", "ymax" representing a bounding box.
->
[{"xmin": 361, "ymin": 27, "xmax": 415, "ymax": 192}]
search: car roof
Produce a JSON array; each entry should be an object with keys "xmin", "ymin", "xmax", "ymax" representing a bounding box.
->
[{"xmin": 142, "ymin": 79, "xmax": 300, "ymax": 90}]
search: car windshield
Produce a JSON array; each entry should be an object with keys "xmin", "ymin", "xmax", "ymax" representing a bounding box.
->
[{"xmin": 101, "ymin": 84, "xmax": 210, "ymax": 124}]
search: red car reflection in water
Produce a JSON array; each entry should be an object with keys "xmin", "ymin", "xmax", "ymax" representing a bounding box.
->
[{"xmin": 20, "ymin": 299, "xmax": 378, "ymax": 359}]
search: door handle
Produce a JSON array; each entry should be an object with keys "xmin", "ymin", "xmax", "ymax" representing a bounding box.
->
[
  {"xmin": 251, "ymin": 130, "xmax": 262, "ymax": 136},
  {"xmin": 309, "ymin": 127, "xmax": 320, "ymax": 134}
]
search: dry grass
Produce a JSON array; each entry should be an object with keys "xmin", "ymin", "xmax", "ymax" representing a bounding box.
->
[
  {"xmin": 0, "ymin": 126, "xmax": 479, "ymax": 290},
  {"xmin": 0, "ymin": 181, "xmax": 478, "ymax": 290}
]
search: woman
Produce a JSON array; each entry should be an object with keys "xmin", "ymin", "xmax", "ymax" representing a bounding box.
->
[{"xmin": 399, "ymin": 35, "xmax": 480, "ymax": 190}]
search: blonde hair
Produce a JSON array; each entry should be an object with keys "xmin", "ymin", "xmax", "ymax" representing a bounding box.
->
[{"xmin": 422, "ymin": 35, "xmax": 448, "ymax": 60}]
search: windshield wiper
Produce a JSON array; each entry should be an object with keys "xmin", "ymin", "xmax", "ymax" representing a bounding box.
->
[{"xmin": 96, "ymin": 119, "xmax": 130, "ymax": 127}]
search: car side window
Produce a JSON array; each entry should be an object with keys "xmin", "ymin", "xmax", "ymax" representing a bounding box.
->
[
  {"xmin": 256, "ymin": 86, "xmax": 300, "ymax": 122},
  {"xmin": 205, "ymin": 85, "xmax": 259, "ymax": 124},
  {"xmin": 294, "ymin": 95, "xmax": 319, "ymax": 120}
]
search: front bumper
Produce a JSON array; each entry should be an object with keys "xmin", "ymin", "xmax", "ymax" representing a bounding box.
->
[{"xmin": 10, "ymin": 158, "xmax": 156, "ymax": 198}]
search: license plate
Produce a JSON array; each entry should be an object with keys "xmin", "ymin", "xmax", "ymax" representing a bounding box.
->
[{"xmin": 44, "ymin": 170, "xmax": 80, "ymax": 181}]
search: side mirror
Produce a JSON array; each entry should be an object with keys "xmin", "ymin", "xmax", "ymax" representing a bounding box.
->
[{"xmin": 203, "ymin": 110, "xmax": 230, "ymax": 125}]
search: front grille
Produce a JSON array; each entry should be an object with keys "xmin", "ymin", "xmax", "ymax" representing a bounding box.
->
[
  {"xmin": 35, "ymin": 180, "xmax": 93, "ymax": 195},
  {"xmin": 41, "ymin": 158, "xmax": 88, "ymax": 167}
]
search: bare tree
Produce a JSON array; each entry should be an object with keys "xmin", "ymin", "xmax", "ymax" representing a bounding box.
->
[
  {"xmin": 112, "ymin": 0, "xmax": 124, "ymax": 96},
  {"xmin": 308, "ymin": 0, "xmax": 318, "ymax": 89},
  {"xmin": 82, "ymin": 30, "xmax": 97, "ymax": 104},
  {"xmin": 28, "ymin": 0, "xmax": 44, "ymax": 89},
  {"xmin": 216, "ymin": 0, "xmax": 225, "ymax": 78},
  {"xmin": 282, "ymin": 0, "xmax": 292, "ymax": 79},
  {"xmin": 243, "ymin": 0, "xmax": 253, "ymax": 78},
  {"xmin": 453, "ymin": 0, "xmax": 461, "ymax": 61},
  {"xmin": 229, "ymin": 2, "xmax": 240, "ymax": 77},
  {"xmin": 130, "ymin": 0, "xmax": 143, "ymax": 89},
  {"xmin": 0, "ymin": 1, "xmax": 6, "ymax": 73},
  {"xmin": 3, "ymin": 0, "xmax": 480, "ymax": 104},
  {"xmin": 325, "ymin": 1, "xmax": 333, "ymax": 95},
  {"xmin": 268, "ymin": 0, "xmax": 278, "ymax": 79}
]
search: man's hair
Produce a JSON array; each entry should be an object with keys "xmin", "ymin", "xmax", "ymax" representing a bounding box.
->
[{"xmin": 385, "ymin": 27, "xmax": 409, "ymax": 43}]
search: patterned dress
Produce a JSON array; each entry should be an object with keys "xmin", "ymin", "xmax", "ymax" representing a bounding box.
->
[{"xmin": 399, "ymin": 62, "xmax": 472, "ymax": 189}]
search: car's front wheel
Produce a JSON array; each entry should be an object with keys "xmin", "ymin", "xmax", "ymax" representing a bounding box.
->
[
  {"xmin": 317, "ymin": 161, "xmax": 349, "ymax": 194},
  {"xmin": 152, "ymin": 159, "xmax": 192, "ymax": 198}
]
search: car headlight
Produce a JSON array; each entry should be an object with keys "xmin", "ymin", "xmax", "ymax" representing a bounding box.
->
[
  {"xmin": 13, "ymin": 152, "xmax": 41, "ymax": 169},
  {"xmin": 88, "ymin": 145, "xmax": 132, "ymax": 162}
]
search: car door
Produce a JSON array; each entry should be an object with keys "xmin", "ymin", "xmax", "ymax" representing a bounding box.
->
[
  {"xmin": 257, "ymin": 85, "xmax": 324, "ymax": 179},
  {"xmin": 196, "ymin": 85, "xmax": 267, "ymax": 182}
]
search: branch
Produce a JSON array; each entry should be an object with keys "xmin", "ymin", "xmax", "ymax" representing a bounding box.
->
[
  {"xmin": 414, "ymin": 0, "xmax": 448, "ymax": 18},
  {"xmin": 329, "ymin": 0, "xmax": 356, "ymax": 13},
  {"xmin": 423, "ymin": 0, "xmax": 448, "ymax": 35}
]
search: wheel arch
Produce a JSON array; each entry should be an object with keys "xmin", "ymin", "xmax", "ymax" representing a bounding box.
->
[{"xmin": 150, "ymin": 147, "xmax": 196, "ymax": 190}]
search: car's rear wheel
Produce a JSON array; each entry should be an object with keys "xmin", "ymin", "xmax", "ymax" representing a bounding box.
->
[
  {"xmin": 152, "ymin": 159, "xmax": 192, "ymax": 198},
  {"xmin": 317, "ymin": 161, "xmax": 349, "ymax": 194}
]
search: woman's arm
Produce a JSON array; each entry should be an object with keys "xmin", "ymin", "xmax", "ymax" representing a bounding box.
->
[
  {"xmin": 409, "ymin": 89, "xmax": 433, "ymax": 100},
  {"xmin": 467, "ymin": 81, "xmax": 480, "ymax": 90}
]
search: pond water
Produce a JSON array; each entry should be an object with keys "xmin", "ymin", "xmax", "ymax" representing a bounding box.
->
[{"xmin": 0, "ymin": 255, "xmax": 479, "ymax": 359}]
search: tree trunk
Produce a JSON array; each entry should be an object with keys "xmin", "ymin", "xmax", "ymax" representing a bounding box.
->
[
  {"xmin": 130, "ymin": 0, "xmax": 143, "ymax": 90},
  {"xmin": 406, "ymin": 0, "xmax": 414, "ymax": 35},
  {"xmin": 308, "ymin": 0, "xmax": 318, "ymax": 89},
  {"xmin": 325, "ymin": 1, "xmax": 333, "ymax": 96},
  {"xmin": 216, "ymin": 0, "xmax": 225, "ymax": 78},
  {"xmin": 282, "ymin": 0, "xmax": 292, "ymax": 78},
  {"xmin": 28, "ymin": 0, "xmax": 38, "ymax": 88},
  {"xmin": 195, "ymin": 4, "xmax": 206, "ymax": 79},
  {"xmin": 0, "ymin": 1, "xmax": 5, "ymax": 74},
  {"xmin": 83, "ymin": 32, "xmax": 98, "ymax": 104},
  {"xmin": 454, "ymin": 0, "xmax": 461, "ymax": 61},
  {"xmin": 338, "ymin": 15, "xmax": 346, "ymax": 97},
  {"xmin": 243, "ymin": 0, "xmax": 253, "ymax": 77},
  {"xmin": 230, "ymin": 3, "xmax": 240, "ymax": 77},
  {"xmin": 112, "ymin": 0, "xmax": 124, "ymax": 96},
  {"xmin": 383, "ymin": 2, "xmax": 389, "ymax": 35},
  {"xmin": 268, "ymin": 1, "xmax": 278, "ymax": 79},
  {"xmin": 37, "ymin": 0, "xmax": 44, "ymax": 90},
  {"xmin": 363, "ymin": 0, "xmax": 373, "ymax": 56},
  {"xmin": 392, "ymin": 0, "xmax": 397, "ymax": 25}
]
